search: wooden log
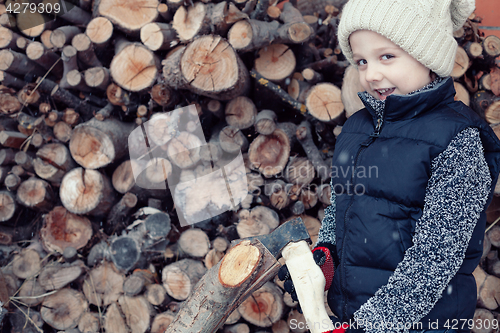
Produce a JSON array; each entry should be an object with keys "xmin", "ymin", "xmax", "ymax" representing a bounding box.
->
[
  {"xmin": 40, "ymin": 30, "xmax": 53, "ymax": 48},
  {"xmin": 72, "ymin": 33, "xmax": 102, "ymax": 68},
  {"xmin": 300, "ymin": 188, "xmax": 318, "ymax": 209},
  {"xmin": 238, "ymin": 281, "xmax": 284, "ymax": 327},
  {"xmin": 485, "ymin": 100, "xmax": 500, "ymax": 125},
  {"xmin": 16, "ymin": 12, "xmax": 57, "ymax": 38},
  {"xmin": 0, "ymin": 70, "xmax": 25, "ymax": 90},
  {"xmin": 451, "ymin": 46, "xmax": 469, "ymax": 79},
  {"xmin": 85, "ymin": 16, "xmax": 114, "ymax": 48},
  {"xmin": 225, "ymin": 309, "xmax": 242, "ymax": 326},
  {"xmin": 165, "ymin": 239, "xmax": 281, "ymax": 332},
  {"xmin": 60, "ymin": 167, "xmax": 116, "ymax": 216},
  {"xmin": 285, "ymin": 157, "xmax": 315, "ymax": 186},
  {"xmin": 17, "ymin": 177, "xmax": 54, "ymax": 212},
  {"xmin": 205, "ymin": 248, "xmax": 225, "ymax": 269},
  {"xmin": 0, "ymin": 49, "xmax": 47, "ymax": 77},
  {"xmin": 296, "ymin": 120, "xmax": 329, "ymax": 181},
  {"xmin": 178, "ymin": 228, "xmax": 211, "ymax": 258},
  {"xmin": 53, "ymin": 121, "xmax": 73, "ymax": 142},
  {"xmin": 236, "ymin": 205, "xmax": 279, "ymax": 238},
  {"xmin": 341, "ymin": 65, "xmax": 365, "ymax": 118},
  {"xmin": 162, "ymin": 258, "xmax": 207, "ymax": 301},
  {"xmin": 40, "ymin": 206, "xmax": 92, "ymax": 254},
  {"xmin": 78, "ymin": 312, "xmax": 100, "ymax": 333},
  {"xmin": 69, "ymin": 117, "xmax": 134, "ymax": 169},
  {"xmin": 225, "ymin": 323, "xmax": 250, "ymax": 333},
  {"xmin": 172, "ymin": 2, "xmax": 229, "ymax": 42},
  {"xmin": 51, "ymin": 26, "xmax": 82, "ymax": 49},
  {"xmin": 167, "ymin": 131, "xmax": 203, "ymax": 168},
  {"xmin": 82, "ymin": 261, "xmax": 125, "ymax": 307},
  {"xmin": 110, "ymin": 41, "xmax": 159, "ymax": 92},
  {"xmin": 471, "ymin": 308, "xmax": 495, "ymax": 333},
  {"xmin": 0, "ymin": 91, "xmax": 21, "ymax": 115},
  {"xmin": 123, "ymin": 270, "xmax": 154, "ymax": 296},
  {"xmin": 248, "ymin": 128, "xmax": 290, "ymax": 177},
  {"xmin": 38, "ymin": 261, "xmax": 84, "ymax": 290},
  {"xmin": 273, "ymin": 319, "xmax": 291, "ymax": 333},
  {"xmin": 12, "ymin": 248, "xmax": 41, "ymax": 279},
  {"xmin": 0, "ymin": 26, "xmax": 20, "ymax": 50},
  {"xmin": 473, "ymin": 90, "xmax": 497, "ymax": 119},
  {"xmin": 479, "ymin": 73, "xmax": 492, "ymax": 91},
  {"xmin": 41, "ymin": 288, "xmax": 88, "ymax": 331},
  {"xmin": 151, "ymin": 311, "xmax": 176, "ymax": 333},
  {"xmin": 219, "ymin": 126, "xmax": 249, "ymax": 154},
  {"xmin": 150, "ymin": 82, "xmax": 177, "ymax": 107},
  {"xmin": 59, "ymin": 45, "xmax": 80, "ymax": 90},
  {"xmin": 464, "ymin": 41, "xmax": 483, "ymax": 59},
  {"xmin": 4, "ymin": 173, "xmax": 21, "ymax": 191},
  {"xmin": 17, "ymin": 278, "xmax": 46, "ymax": 306},
  {"xmin": 162, "ymin": 35, "xmax": 250, "ymax": 101},
  {"xmin": 95, "ymin": 0, "xmax": 159, "ymax": 33},
  {"xmin": 267, "ymin": 180, "xmax": 291, "ymax": 210},
  {"xmin": 33, "ymin": 143, "xmax": 75, "ymax": 184},
  {"xmin": 318, "ymin": 183, "xmax": 331, "ymax": 205},
  {"xmin": 254, "ymin": 43, "xmax": 296, "ymax": 83},
  {"xmin": 488, "ymin": 225, "xmax": 500, "ymax": 248},
  {"xmin": 104, "ymin": 302, "xmax": 128, "ymax": 333},
  {"xmin": 141, "ymin": 22, "xmax": 178, "ymax": 51},
  {"xmin": 255, "ymin": 109, "xmax": 277, "ymax": 135},
  {"xmin": 0, "ymin": 190, "xmax": 16, "ymax": 222},
  {"xmin": 288, "ymin": 309, "xmax": 307, "ymax": 333},
  {"xmin": 84, "ymin": 66, "xmax": 110, "ymax": 91},
  {"xmin": 105, "ymin": 192, "xmax": 138, "ymax": 235},
  {"xmin": 110, "ymin": 235, "xmax": 142, "ymax": 272},
  {"xmin": 225, "ymin": 96, "xmax": 257, "ymax": 130},
  {"xmin": 146, "ymin": 283, "xmax": 169, "ymax": 306},
  {"xmin": 305, "ymin": 82, "xmax": 344, "ymax": 123},
  {"xmin": 454, "ymin": 81, "xmax": 470, "ymax": 106},
  {"xmin": 482, "ymin": 35, "xmax": 500, "ymax": 58},
  {"xmin": 9, "ymin": 306, "xmax": 44, "ymax": 333},
  {"xmin": 25, "ymin": 41, "xmax": 63, "ymax": 77},
  {"xmin": 473, "ymin": 265, "xmax": 500, "ymax": 310},
  {"xmin": 118, "ymin": 295, "xmax": 154, "ymax": 333}
]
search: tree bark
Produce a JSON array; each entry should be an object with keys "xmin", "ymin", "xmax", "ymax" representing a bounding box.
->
[{"xmin": 105, "ymin": 192, "xmax": 138, "ymax": 235}]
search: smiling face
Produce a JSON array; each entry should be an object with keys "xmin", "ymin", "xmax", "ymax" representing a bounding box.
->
[{"xmin": 349, "ymin": 30, "xmax": 432, "ymax": 101}]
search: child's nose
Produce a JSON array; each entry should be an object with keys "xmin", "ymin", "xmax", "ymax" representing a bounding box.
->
[{"xmin": 365, "ymin": 65, "xmax": 383, "ymax": 82}]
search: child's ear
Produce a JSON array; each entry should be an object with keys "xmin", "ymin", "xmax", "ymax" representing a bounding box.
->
[{"xmin": 430, "ymin": 71, "xmax": 437, "ymax": 81}]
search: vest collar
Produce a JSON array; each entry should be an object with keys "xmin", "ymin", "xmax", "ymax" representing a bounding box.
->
[{"xmin": 358, "ymin": 77, "xmax": 456, "ymax": 122}]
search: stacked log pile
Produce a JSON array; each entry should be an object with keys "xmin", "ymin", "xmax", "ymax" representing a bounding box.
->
[{"xmin": 0, "ymin": 0, "xmax": 498, "ymax": 332}]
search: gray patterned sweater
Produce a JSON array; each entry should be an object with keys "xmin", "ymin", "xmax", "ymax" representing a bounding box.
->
[{"xmin": 317, "ymin": 93, "xmax": 492, "ymax": 333}]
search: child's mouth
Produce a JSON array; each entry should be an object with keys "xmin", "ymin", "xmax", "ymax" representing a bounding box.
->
[{"xmin": 374, "ymin": 88, "xmax": 395, "ymax": 100}]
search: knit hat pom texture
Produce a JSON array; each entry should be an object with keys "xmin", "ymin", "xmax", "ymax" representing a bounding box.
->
[{"xmin": 337, "ymin": 0, "xmax": 475, "ymax": 77}]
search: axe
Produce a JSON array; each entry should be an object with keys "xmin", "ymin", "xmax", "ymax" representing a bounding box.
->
[{"xmin": 166, "ymin": 217, "xmax": 334, "ymax": 333}]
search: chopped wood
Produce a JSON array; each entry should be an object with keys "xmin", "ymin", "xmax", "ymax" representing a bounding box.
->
[
  {"xmin": 110, "ymin": 42, "xmax": 159, "ymax": 92},
  {"xmin": 178, "ymin": 228, "xmax": 211, "ymax": 258},
  {"xmin": 9, "ymin": 306, "xmax": 44, "ymax": 333},
  {"xmin": 288, "ymin": 308, "xmax": 307, "ymax": 333},
  {"xmin": 285, "ymin": 157, "xmax": 315, "ymax": 185},
  {"xmin": 213, "ymin": 236, "xmax": 229, "ymax": 252},
  {"xmin": 0, "ymin": 49, "xmax": 47, "ymax": 77},
  {"xmin": 300, "ymin": 188, "xmax": 318, "ymax": 209},
  {"xmin": 305, "ymin": 82, "xmax": 344, "ymax": 123},
  {"xmin": 82, "ymin": 261, "xmax": 124, "ymax": 307},
  {"xmin": 40, "ymin": 206, "xmax": 93, "ymax": 254},
  {"xmin": 0, "ymin": 130, "xmax": 27, "ymax": 149},
  {"xmin": 145, "ymin": 283, "xmax": 169, "ymax": 306},
  {"xmin": 296, "ymin": 120, "xmax": 329, "ymax": 181},
  {"xmin": 123, "ymin": 270, "xmax": 154, "ymax": 296},
  {"xmin": 69, "ymin": 117, "xmax": 134, "ymax": 169},
  {"xmin": 482, "ymin": 35, "xmax": 500, "ymax": 58},
  {"xmin": 479, "ymin": 73, "xmax": 491, "ymax": 91},
  {"xmin": 150, "ymin": 82, "xmax": 177, "ymax": 107},
  {"xmin": 104, "ymin": 302, "xmax": 128, "ymax": 333},
  {"xmin": 95, "ymin": 0, "xmax": 159, "ymax": 33},
  {"xmin": 4, "ymin": 173, "xmax": 21, "ymax": 191},
  {"xmin": 451, "ymin": 46, "xmax": 469, "ymax": 79},
  {"xmin": 33, "ymin": 143, "xmax": 75, "ymax": 184},
  {"xmin": 105, "ymin": 192, "xmax": 138, "ymax": 235},
  {"xmin": 225, "ymin": 96, "xmax": 257, "ymax": 130},
  {"xmin": 464, "ymin": 41, "xmax": 483, "ymax": 59},
  {"xmin": 110, "ymin": 235, "xmax": 141, "ymax": 271},
  {"xmin": 17, "ymin": 177, "xmax": 54, "ymax": 211},
  {"xmin": 454, "ymin": 81, "xmax": 470, "ymax": 106},
  {"xmin": 162, "ymin": 35, "xmax": 250, "ymax": 100},
  {"xmin": 341, "ymin": 65, "xmax": 365, "ymax": 118},
  {"xmin": 51, "ymin": 26, "xmax": 82, "ymax": 49},
  {"xmin": 0, "ymin": 190, "xmax": 16, "ymax": 222},
  {"xmin": 237, "ymin": 205, "xmax": 279, "ymax": 238},
  {"xmin": 38, "ymin": 261, "xmax": 84, "ymax": 290},
  {"xmin": 0, "ymin": 92, "xmax": 21, "ymax": 116},
  {"xmin": 118, "ymin": 295, "xmax": 154, "ymax": 333},
  {"xmin": 141, "ymin": 22, "xmax": 178, "ymax": 51},
  {"xmin": 12, "ymin": 248, "xmax": 41, "ymax": 279},
  {"xmin": 248, "ymin": 128, "xmax": 290, "ymax": 177},
  {"xmin": 18, "ymin": 278, "xmax": 46, "ymax": 306},
  {"xmin": 205, "ymin": 248, "xmax": 225, "ymax": 269},
  {"xmin": 225, "ymin": 323, "xmax": 250, "ymax": 333},
  {"xmin": 473, "ymin": 265, "xmax": 500, "ymax": 310},
  {"xmin": 472, "ymin": 308, "xmax": 495, "ymax": 333},
  {"xmin": 72, "ymin": 33, "xmax": 102, "ymax": 68},
  {"xmin": 255, "ymin": 109, "xmax": 277, "ymax": 135},
  {"xmin": 151, "ymin": 311, "xmax": 176, "ymax": 333},
  {"xmin": 85, "ymin": 17, "xmax": 113, "ymax": 48},
  {"xmin": 84, "ymin": 66, "xmax": 110, "ymax": 90},
  {"xmin": 219, "ymin": 126, "xmax": 249, "ymax": 154},
  {"xmin": 53, "ymin": 121, "xmax": 73, "ymax": 142},
  {"xmin": 60, "ymin": 167, "xmax": 116, "ymax": 216},
  {"xmin": 78, "ymin": 312, "xmax": 100, "ymax": 333},
  {"xmin": 254, "ymin": 43, "xmax": 296, "ymax": 83},
  {"xmin": 167, "ymin": 131, "xmax": 202, "ymax": 168},
  {"xmin": 238, "ymin": 281, "xmax": 284, "ymax": 327},
  {"xmin": 162, "ymin": 258, "xmax": 207, "ymax": 300},
  {"xmin": 25, "ymin": 41, "xmax": 63, "ymax": 76}
]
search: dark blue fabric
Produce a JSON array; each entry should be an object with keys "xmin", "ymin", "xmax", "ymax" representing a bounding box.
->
[{"xmin": 327, "ymin": 78, "xmax": 500, "ymax": 332}]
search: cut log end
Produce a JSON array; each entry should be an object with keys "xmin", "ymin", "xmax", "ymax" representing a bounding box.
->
[
  {"xmin": 306, "ymin": 83, "xmax": 344, "ymax": 122},
  {"xmin": 219, "ymin": 240, "xmax": 261, "ymax": 288}
]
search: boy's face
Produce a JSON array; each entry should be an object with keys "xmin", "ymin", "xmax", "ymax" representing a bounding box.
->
[{"xmin": 350, "ymin": 30, "xmax": 432, "ymax": 101}]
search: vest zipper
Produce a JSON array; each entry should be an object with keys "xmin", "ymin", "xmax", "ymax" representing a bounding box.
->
[{"xmin": 339, "ymin": 114, "xmax": 384, "ymax": 320}]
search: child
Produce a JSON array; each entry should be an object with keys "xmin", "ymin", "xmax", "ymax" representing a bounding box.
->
[{"xmin": 280, "ymin": 0, "xmax": 500, "ymax": 332}]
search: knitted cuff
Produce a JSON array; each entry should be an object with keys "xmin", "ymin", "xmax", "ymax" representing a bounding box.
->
[{"xmin": 312, "ymin": 246, "xmax": 334, "ymax": 291}]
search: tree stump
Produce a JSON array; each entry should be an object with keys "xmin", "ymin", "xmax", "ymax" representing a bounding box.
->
[
  {"xmin": 162, "ymin": 35, "xmax": 250, "ymax": 100},
  {"xmin": 60, "ymin": 167, "xmax": 116, "ymax": 216},
  {"xmin": 41, "ymin": 288, "xmax": 88, "ymax": 331},
  {"xmin": 40, "ymin": 206, "xmax": 92, "ymax": 254}
]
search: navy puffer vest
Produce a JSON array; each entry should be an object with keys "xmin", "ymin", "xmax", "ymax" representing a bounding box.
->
[{"xmin": 328, "ymin": 78, "xmax": 500, "ymax": 328}]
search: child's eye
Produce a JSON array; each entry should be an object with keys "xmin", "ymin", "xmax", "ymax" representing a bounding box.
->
[
  {"xmin": 356, "ymin": 59, "xmax": 367, "ymax": 66},
  {"xmin": 381, "ymin": 54, "xmax": 394, "ymax": 60}
]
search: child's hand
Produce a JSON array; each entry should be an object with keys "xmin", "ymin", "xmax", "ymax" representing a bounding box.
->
[{"xmin": 277, "ymin": 246, "xmax": 335, "ymax": 302}]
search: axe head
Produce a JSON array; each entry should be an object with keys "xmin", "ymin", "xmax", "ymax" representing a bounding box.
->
[{"xmin": 244, "ymin": 217, "xmax": 311, "ymax": 259}]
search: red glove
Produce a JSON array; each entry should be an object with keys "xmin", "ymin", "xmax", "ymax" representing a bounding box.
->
[
  {"xmin": 324, "ymin": 323, "xmax": 349, "ymax": 333},
  {"xmin": 312, "ymin": 246, "xmax": 335, "ymax": 291}
]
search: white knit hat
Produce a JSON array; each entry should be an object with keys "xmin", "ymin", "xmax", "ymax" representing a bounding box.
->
[{"xmin": 337, "ymin": 0, "xmax": 475, "ymax": 77}]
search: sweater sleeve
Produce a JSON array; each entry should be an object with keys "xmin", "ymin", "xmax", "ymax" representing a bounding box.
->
[
  {"xmin": 353, "ymin": 127, "xmax": 492, "ymax": 333},
  {"xmin": 315, "ymin": 178, "xmax": 337, "ymax": 249}
]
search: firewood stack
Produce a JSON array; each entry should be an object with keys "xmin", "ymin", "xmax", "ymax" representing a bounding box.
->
[{"xmin": 0, "ymin": 0, "xmax": 499, "ymax": 331}]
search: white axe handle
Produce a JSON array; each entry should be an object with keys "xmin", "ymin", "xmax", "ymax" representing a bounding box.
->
[{"xmin": 282, "ymin": 240, "xmax": 334, "ymax": 333}]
